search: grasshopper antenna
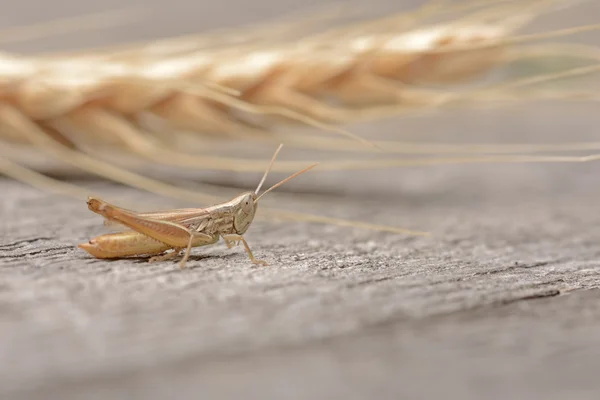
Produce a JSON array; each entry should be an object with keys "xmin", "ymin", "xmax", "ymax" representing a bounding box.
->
[
  {"xmin": 255, "ymin": 144, "xmax": 284, "ymax": 195},
  {"xmin": 256, "ymin": 144, "xmax": 318, "ymax": 202}
]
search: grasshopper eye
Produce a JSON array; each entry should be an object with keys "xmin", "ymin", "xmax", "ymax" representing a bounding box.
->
[{"xmin": 241, "ymin": 194, "xmax": 254, "ymax": 214}]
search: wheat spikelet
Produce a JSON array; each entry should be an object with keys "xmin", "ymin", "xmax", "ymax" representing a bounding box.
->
[{"xmin": 1, "ymin": 0, "xmax": 600, "ymax": 234}]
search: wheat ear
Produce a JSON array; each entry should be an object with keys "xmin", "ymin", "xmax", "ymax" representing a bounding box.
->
[{"xmin": 1, "ymin": 0, "xmax": 600, "ymax": 228}]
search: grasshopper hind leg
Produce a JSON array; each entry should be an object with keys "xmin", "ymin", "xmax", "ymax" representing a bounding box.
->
[{"xmin": 179, "ymin": 232, "xmax": 221, "ymax": 268}]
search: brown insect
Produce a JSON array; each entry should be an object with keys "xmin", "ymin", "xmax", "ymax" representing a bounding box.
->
[{"xmin": 79, "ymin": 144, "xmax": 327, "ymax": 268}]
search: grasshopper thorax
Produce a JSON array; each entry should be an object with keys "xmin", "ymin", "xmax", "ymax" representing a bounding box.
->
[{"xmin": 233, "ymin": 192, "xmax": 258, "ymax": 235}]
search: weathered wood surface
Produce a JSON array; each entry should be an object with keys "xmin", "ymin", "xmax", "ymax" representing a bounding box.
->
[{"xmin": 1, "ymin": 1, "xmax": 600, "ymax": 399}]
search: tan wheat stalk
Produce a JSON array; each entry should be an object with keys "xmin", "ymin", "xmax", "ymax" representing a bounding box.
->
[{"xmin": 1, "ymin": 0, "xmax": 600, "ymax": 234}]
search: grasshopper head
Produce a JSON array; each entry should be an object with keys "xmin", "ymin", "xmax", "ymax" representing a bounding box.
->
[
  {"xmin": 233, "ymin": 144, "xmax": 318, "ymax": 235},
  {"xmin": 233, "ymin": 192, "xmax": 258, "ymax": 235}
]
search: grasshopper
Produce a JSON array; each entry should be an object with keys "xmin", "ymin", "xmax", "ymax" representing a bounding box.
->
[{"xmin": 78, "ymin": 144, "xmax": 318, "ymax": 268}]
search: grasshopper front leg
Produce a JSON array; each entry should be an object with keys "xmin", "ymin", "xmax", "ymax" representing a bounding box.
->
[
  {"xmin": 223, "ymin": 237, "xmax": 242, "ymax": 249},
  {"xmin": 222, "ymin": 234, "xmax": 267, "ymax": 266},
  {"xmin": 86, "ymin": 197, "xmax": 217, "ymax": 268}
]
